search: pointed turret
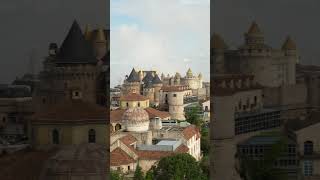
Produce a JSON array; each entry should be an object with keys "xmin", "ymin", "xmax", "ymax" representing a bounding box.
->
[
  {"xmin": 126, "ymin": 68, "xmax": 140, "ymax": 82},
  {"xmin": 94, "ymin": 28, "xmax": 107, "ymax": 43},
  {"xmin": 212, "ymin": 33, "xmax": 228, "ymax": 49},
  {"xmin": 175, "ymin": 72, "xmax": 181, "ymax": 79},
  {"xmin": 142, "ymin": 72, "xmax": 154, "ymax": 84},
  {"xmin": 186, "ymin": 68, "xmax": 193, "ymax": 77},
  {"xmin": 152, "ymin": 74, "xmax": 162, "ymax": 84},
  {"xmin": 56, "ymin": 20, "xmax": 96, "ymax": 64},
  {"xmin": 282, "ymin": 36, "xmax": 297, "ymax": 50},
  {"xmin": 84, "ymin": 24, "xmax": 92, "ymax": 40},
  {"xmin": 198, "ymin": 73, "xmax": 203, "ymax": 79},
  {"xmin": 244, "ymin": 21, "xmax": 265, "ymax": 46}
]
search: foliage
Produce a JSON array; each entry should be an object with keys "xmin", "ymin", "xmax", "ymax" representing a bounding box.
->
[
  {"xmin": 238, "ymin": 137, "xmax": 289, "ymax": 180},
  {"xmin": 153, "ymin": 153, "xmax": 205, "ymax": 180},
  {"xmin": 145, "ymin": 166, "xmax": 156, "ymax": 180},
  {"xmin": 200, "ymin": 155, "xmax": 210, "ymax": 178},
  {"xmin": 133, "ymin": 164, "xmax": 144, "ymax": 180},
  {"xmin": 185, "ymin": 105, "xmax": 202, "ymax": 127},
  {"xmin": 110, "ymin": 170, "xmax": 123, "ymax": 180},
  {"xmin": 201, "ymin": 126, "xmax": 210, "ymax": 156}
]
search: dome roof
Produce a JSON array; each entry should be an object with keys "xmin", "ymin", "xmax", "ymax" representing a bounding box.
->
[
  {"xmin": 122, "ymin": 108, "xmax": 149, "ymax": 124},
  {"xmin": 122, "ymin": 108, "xmax": 150, "ymax": 132}
]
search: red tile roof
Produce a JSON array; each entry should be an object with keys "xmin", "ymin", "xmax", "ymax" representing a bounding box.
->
[
  {"xmin": 175, "ymin": 144, "xmax": 189, "ymax": 153},
  {"xmin": 145, "ymin": 107, "xmax": 170, "ymax": 119},
  {"xmin": 110, "ymin": 109, "xmax": 126, "ymax": 123},
  {"xmin": 119, "ymin": 93, "xmax": 149, "ymax": 101},
  {"xmin": 120, "ymin": 134, "xmax": 137, "ymax": 146},
  {"xmin": 182, "ymin": 125, "xmax": 200, "ymax": 140},
  {"xmin": 110, "ymin": 148, "xmax": 136, "ymax": 166},
  {"xmin": 137, "ymin": 150, "xmax": 174, "ymax": 160}
]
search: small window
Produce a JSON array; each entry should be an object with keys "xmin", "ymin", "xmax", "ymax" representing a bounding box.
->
[
  {"xmin": 126, "ymin": 102, "xmax": 129, "ymax": 107},
  {"xmin": 88, "ymin": 129, "xmax": 96, "ymax": 143},
  {"xmin": 304, "ymin": 160, "xmax": 313, "ymax": 176},
  {"xmin": 2, "ymin": 117, "xmax": 6, "ymax": 123},
  {"xmin": 128, "ymin": 166, "xmax": 130, "ymax": 170},
  {"xmin": 75, "ymin": 91, "xmax": 79, "ymax": 96},
  {"xmin": 138, "ymin": 102, "xmax": 140, "ymax": 107},
  {"xmin": 42, "ymin": 98, "xmax": 46, "ymax": 104},
  {"xmin": 173, "ymin": 94, "xmax": 177, "ymax": 97}
]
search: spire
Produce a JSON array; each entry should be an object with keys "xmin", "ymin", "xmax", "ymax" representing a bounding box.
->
[
  {"xmin": 186, "ymin": 68, "xmax": 193, "ymax": 77},
  {"xmin": 142, "ymin": 72, "xmax": 154, "ymax": 84},
  {"xmin": 126, "ymin": 68, "xmax": 140, "ymax": 82},
  {"xmin": 212, "ymin": 33, "xmax": 228, "ymax": 49},
  {"xmin": 95, "ymin": 28, "xmax": 106, "ymax": 43},
  {"xmin": 56, "ymin": 20, "xmax": 96, "ymax": 64},
  {"xmin": 282, "ymin": 36, "xmax": 297, "ymax": 50},
  {"xmin": 198, "ymin": 73, "xmax": 203, "ymax": 79},
  {"xmin": 152, "ymin": 74, "xmax": 162, "ymax": 84},
  {"xmin": 247, "ymin": 21, "xmax": 262, "ymax": 34},
  {"xmin": 84, "ymin": 24, "xmax": 91, "ymax": 40}
]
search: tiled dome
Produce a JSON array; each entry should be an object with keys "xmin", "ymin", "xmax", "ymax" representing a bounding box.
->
[{"xmin": 122, "ymin": 108, "xmax": 150, "ymax": 132}]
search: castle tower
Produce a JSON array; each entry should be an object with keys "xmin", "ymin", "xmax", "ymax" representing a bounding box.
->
[
  {"xmin": 212, "ymin": 33, "xmax": 227, "ymax": 74},
  {"xmin": 122, "ymin": 68, "xmax": 141, "ymax": 95},
  {"xmin": 198, "ymin": 73, "xmax": 203, "ymax": 88},
  {"xmin": 244, "ymin": 21, "xmax": 265, "ymax": 46},
  {"xmin": 143, "ymin": 81, "xmax": 155, "ymax": 104},
  {"xmin": 93, "ymin": 28, "xmax": 107, "ymax": 60},
  {"xmin": 152, "ymin": 74, "xmax": 163, "ymax": 106},
  {"xmin": 169, "ymin": 91, "xmax": 185, "ymax": 120},
  {"xmin": 282, "ymin": 36, "xmax": 297, "ymax": 85},
  {"xmin": 174, "ymin": 72, "xmax": 181, "ymax": 85}
]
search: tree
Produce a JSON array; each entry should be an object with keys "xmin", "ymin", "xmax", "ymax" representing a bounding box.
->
[
  {"xmin": 200, "ymin": 155, "xmax": 210, "ymax": 178},
  {"xmin": 201, "ymin": 126, "xmax": 210, "ymax": 156},
  {"xmin": 238, "ymin": 137, "xmax": 288, "ymax": 180},
  {"xmin": 145, "ymin": 166, "xmax": 156, "ymax": 180},
  {"xmin": 186, "ymin": 105, "xmax": 202, "ymax": 127},
  {"xmin": 153, "ymin": 153, "xmax": 205, "ymax": 180},
  {"xmin": 110, "ymin": 170, "xmax": 123, "ymax": 180},
  {"xmin": 133, "ymin": 164, "xmax": 144, "ymax": 180}
]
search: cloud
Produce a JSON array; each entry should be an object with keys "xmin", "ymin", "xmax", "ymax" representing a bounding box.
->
[{"xmin": 111, "ymin": 0, "xmax": 210, "ymax": 86}]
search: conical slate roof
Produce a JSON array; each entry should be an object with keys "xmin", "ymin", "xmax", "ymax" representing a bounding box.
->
[
  {"xmin": 126, "ymin": 68, "xmax": 140, "ymax": 82},
  {"xmin": 142, "ymin": 72, "xmax": 154, "ymax": 84},
  {"xmin": 247, "ymin": 21, "xmax": 262, "ymax": 34},
  {"xmin": 56, "ymin": 20, "xmax": 97, "ymax": 64},
  {"xmin": 152, "ymin": 74, "xmax": 162, "ymax": 84}
]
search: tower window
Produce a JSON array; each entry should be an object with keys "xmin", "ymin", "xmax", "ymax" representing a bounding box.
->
[
  {"xmin": 88, "ymin": 129, "xmax": 96, "ymax": 143},
  {"xmin": 138, "ymin": 102, "xmax": 140, "ymax": 107},
  {"xmin": 126, "ymin": 102, "xmax": 129, "ymax": 107},
  {"xmin": 52, "ymin": 129, "xmax": 59, "ymax": 144},
  {"xmin": 173, "ymin": 94, "xmax": 177, "ymax": 97}
]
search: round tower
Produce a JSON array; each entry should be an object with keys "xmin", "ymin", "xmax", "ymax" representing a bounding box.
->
[
  {"xmin": 143, "ymin": 83, "xmax": 155, "ymax": 104},
  {"xmin": 282, "ymin": 36, "xmax": 297, "ymax": 84},
  {"xmin": 212, "ymin": 33, "xmax": 227, "ymax": 74},
  {"xmin": 152, "ymin": 74, "xmax": 163, "ymax": 106},
  {"xmin": 168, "ymin": 90, "xmax": 185, "ymax": 120},
  {"xmin": 174, "ymin": 72, "xmax": 181, "ymax": 85},
  {"xmin": 92, "ymin": 28, "xmax": 107, "ymax": 60}
]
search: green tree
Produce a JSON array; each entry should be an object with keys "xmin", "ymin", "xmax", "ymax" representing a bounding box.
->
[
  {"xmin": 185, "ymin": 105, "xmax": 202, "ymax": 127},
  {"xmin": 145, "ymin": 166, "xmax": 155, "ymax": 180},
  {"xmin": 153, "ymin": 153, "xmax": 205, "ymax": 180},
  {"xmin": 133, "ymin": 164, "xmax": 144, "ymax": 180},
  {"xmin": 238, "ymin": 137, "xmax": 288, "ymax": 180},
  {"xmin": 201, "ymin": 126, "xmax": 210, "ymax": 156},
  {"xmin": 110, "ymin": 170, "xmax": 123, "ymax": 180},
  {"xmin": 200, "ymin": 155, "xmax": 210, "ymax": 178}
]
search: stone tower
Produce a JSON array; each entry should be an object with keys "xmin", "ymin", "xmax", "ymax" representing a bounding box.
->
[
  {"xmin": 152, "ymin": 74, "xmax": 163, "ymax": 106},
  {"xmin": 163, "ymin": 88, "xmax": 185, "ymax": 121},
  {"xmin": 34, "ymin": 20, "xmax": 104, "ymax": 109},
  {"xmin": 212, "ymin": 33, "xmax": 227, "ymax": 74},
  {"xmin": 122, "ymin": 68, "xmax": 141, "ymax": 95},
  {"xmin": 143, "ymin": 81, "xmax": 155, "ymax": 104},
  {"xmin": 282, "ymin": 36, "xmax": 298, "ymax": 85}
]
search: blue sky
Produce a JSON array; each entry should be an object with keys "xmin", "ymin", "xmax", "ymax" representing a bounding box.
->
[{"xmin": 110, "ymin": 0, "xmax": 210, "ymax": 87}]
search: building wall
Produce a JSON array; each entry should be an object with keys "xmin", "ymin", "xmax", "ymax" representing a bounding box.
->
[
  {"xmin": 120, "ymin": 100, "xmax": 149, "ymax": 109},
  {"xmin": 32, "ymin": 124, "xmax": 107, "ymax": 147}
]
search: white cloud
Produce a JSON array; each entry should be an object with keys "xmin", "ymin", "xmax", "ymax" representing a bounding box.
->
[{"xmin": 111, "ymin": 0, "xmax": 210, "ymax": 86}]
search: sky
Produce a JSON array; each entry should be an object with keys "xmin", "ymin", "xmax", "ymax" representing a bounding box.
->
[
  {"xmin": 213, "ymin": 0, "xmax": 320, "ymax": 66},
  {"xmin": 110, "ymin": 0, "xmax": 210, "ymax": 87},
  {"xmin": 0, "ymin": 0, "xmax": 108, "ymax": 84}
]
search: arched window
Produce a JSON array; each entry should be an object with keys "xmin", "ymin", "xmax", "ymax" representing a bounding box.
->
[
  {"xmin": 304, "ymin": 141, "xmax": 313, "ymax": 155},
  {"xmin": 52, "ymin": 129, "xmax": 59, "ymax": 144},
  {"xmin": 126, "ymin": 102, "xmax": 129, "ymax": 107},
  {"xmin": 88, "ymin": 129, "xmax": 96, "ymax": 143}
]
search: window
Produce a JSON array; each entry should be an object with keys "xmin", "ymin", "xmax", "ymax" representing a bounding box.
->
[
  {"xmin": 126, "ymin": 102, "xmax": 129, "ymax": 107},
  {"xmin": 115, "ymin": 124, "xmax": 122, "ymax": 131},
  {"xmin": 304, "ymin": 160, "xmax": 313, "ymax": 176},
  {"xmin": 138, "ymin": 102, "xmax": 140, "ymax": 107},
  {"xmin": 52, "ymin": 129, "xmax": 59, "ymax": 144},
  {"xmin": 88, "ymin": 129, "xmax": 96, "ymax": 143},
  {"xmin": 304, "ymin": 141, "xmax": 313, "ymax": 155},
  {"xmin": 128, "ymin": 166, "xmax": 130, "ymax": 170},
  {"xmin": 75, "ymin": 91, "xmax": 79, "ymax": 96},
  {"xmin": 173, "ymin": 94, "xmax": 177, "ymax": 97},
  {"xmin": 2, "ymin": 117, "xmax": 6, "ymax": 123}
]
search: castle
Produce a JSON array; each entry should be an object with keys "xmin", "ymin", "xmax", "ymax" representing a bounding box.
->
[{"xmin": 212, "ymin": 21, "xmax": 320, "ymax": 180}]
